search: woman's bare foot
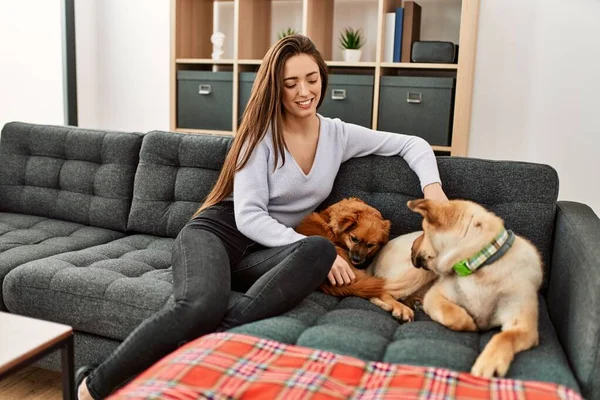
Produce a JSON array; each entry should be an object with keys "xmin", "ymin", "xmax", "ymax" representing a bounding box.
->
[{"xmin": 77, "ymin": 377, "xmax": 94, "ymax": 400}]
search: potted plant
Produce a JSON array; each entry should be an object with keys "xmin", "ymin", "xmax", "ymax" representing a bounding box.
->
[
  {"xmin": 339, "ymin": 27, "xmax": 364, "ymax": 62},
  {"xmin": 278, "ymin": 27, "xmax": 299, "ymax": 40}
]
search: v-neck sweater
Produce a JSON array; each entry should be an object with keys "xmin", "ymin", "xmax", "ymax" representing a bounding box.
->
[{"xmin": 231, "ymin": 115, "xmax": 441, "ymax": 247}]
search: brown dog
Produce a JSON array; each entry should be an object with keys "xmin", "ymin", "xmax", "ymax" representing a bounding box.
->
[
  {"xmin": 296, "ymin": 197, "xmax": 414, "ymax": 321},
  {"xmin": 408, "ymin": 199, "xmax": 543, "ymax": 378}
]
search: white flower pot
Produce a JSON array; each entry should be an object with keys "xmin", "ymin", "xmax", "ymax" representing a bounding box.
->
[{"xmin": 343, "ymin": 49, "xmax": 362, "ymax": 63}]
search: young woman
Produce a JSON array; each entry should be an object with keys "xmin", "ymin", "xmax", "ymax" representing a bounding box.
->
[{"xmin": 76, "ymin": 34, "xmax": 447, "ymax": 399}]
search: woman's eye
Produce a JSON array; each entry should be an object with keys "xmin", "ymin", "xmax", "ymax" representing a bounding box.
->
[
  {"xmin": 308, "ymin": 80, "xmax": 317, "ymax": 84},
  {"xmin": 285, "ymin": 85, "xmax": 296, "ymax": 89}
]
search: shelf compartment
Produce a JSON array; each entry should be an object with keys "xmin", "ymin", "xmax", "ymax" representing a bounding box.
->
[
  {"xmin": 378, "ymin": 76, "xmax": 455, "ymax": 147},
  {"xmin": 319, "ymin": 73, "xmax": 375, "ymax": 128},
  {"xmin": 177, "ymin": 70, "xmax": 234, "ymax": 131},
  {"xmin": 238, "ymin": 0, "xmax": 303, "ymax": 60},
  {"xmin": 175, "ymin": 0, "xmax": 235, "ymax": 59},
  {"xmin": 332, "ymin": 0, "xmax": 379, "ymax": 62}
]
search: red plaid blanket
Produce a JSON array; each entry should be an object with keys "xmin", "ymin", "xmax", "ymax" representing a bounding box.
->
[{"xmin": 109, "ymin": 332, "xmax": 581, "ymax": 400}]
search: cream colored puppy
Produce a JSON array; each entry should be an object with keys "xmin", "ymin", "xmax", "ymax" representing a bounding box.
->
[
  {"xmin": 407, "ymin": 199, "xmax": 543, "ymax": 378},
  {"xmin": 368, "ymin": 231, "xmax": 437, "ymax": 317}
]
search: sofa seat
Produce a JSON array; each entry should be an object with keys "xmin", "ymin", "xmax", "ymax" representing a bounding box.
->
[
  {"xmin": 3, "ymin": 234, "xmax": 175, "ymax": 340},
  {"xmin": 229, "ymin": 291, "xmax": 581, "ymax": 393},
  {"xmin": 0, "ymin": 212, "xmax": 125, "ymax": 310},
  {"xmin": 3, "ymin": 228, "xmax": 581, "ymax": 394}
]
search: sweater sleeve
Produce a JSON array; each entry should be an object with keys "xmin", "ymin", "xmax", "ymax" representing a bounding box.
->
[
  {"xmin": 341, "ymin": 121, "xmax": 441, "ymax": 191},
  {"xmin": 233, "ymin": 141, "xmax": 307, "ymax": 248}
]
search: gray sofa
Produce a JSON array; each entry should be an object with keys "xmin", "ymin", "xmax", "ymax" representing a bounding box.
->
[{"xmin": 1, "ymin": 122, "xmax": 598, "ymax": 399}]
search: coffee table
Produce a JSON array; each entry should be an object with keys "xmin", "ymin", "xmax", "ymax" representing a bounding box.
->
[{"xmin": 0, "ymin": 312, "xmax": 74, "ymax": 399}]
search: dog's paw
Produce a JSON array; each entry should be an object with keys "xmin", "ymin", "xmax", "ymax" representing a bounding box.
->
[
  {"xmin": 471, "ymin": 347, "xmax": 513, "ymax": 378},
  {"xmin": 391, "ymin": 303, "xmax": 414, "ymax": 322},
  {"xmin": 370, "ymin": 297, "xmax": 392, "ymax": 312}
]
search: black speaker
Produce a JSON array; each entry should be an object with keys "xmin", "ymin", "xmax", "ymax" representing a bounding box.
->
[{"xmin": 411, "ymin": 41, "xmax": 458, "ymax": 63}]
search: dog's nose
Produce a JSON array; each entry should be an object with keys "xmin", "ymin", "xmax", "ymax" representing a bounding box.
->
[
  {"xmin": 413, "ymin": 254, "xmax": 429, "ymax": 270},
  {"xmin": 351, "ymin": 254, "xmax": 362, "ymax": 264}
]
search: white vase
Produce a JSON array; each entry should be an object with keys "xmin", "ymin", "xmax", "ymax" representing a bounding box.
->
[{"xmin": 343, "ymin": 49, "xmax": 362, "ymax": 63}]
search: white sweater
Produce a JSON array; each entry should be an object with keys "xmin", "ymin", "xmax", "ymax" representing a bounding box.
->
[{"xmin": 232, "ymin": 115, "xmax": 441, "ymax": 247}]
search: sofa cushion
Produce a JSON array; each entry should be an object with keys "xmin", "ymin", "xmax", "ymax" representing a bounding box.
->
[
  {"xmin": 323, "ymin": 156, "xmax": 559, "ymax": 286},
  {"xmin": 0, "ymin": 122, "xmax": 144, "ymax": 232},
  {"xmin": 2, "ymin": 234, "xmax": 174, "ymax": 339},
  {"xmin": 0, "ymin": 212, "xmax": 124, "ymax": 310},
  {"xmin": 229, "ymin": 292, "xmax": 580, "ymax": 393},
  {"xmin": 127, "ymin": 131, "xmax": 232, "ymax": 238}
]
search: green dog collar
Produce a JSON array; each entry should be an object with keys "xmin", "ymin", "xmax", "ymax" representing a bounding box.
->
[
  {"xmin": 451, "ymin": 229, "xmax": 515, "ymax": 277},
  {"xmin": 452, "ymin": 260, "xmax": 473, "ymax": 276}
]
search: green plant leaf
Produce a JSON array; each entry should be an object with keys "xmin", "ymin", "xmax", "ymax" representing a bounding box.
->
[
  {"xmin": 278, "ymin": 27, "xmax": 298, "ymax": 40},
  {"xmin": 339, "ymin": 27, "xmax": 364, "ymax": 50}
]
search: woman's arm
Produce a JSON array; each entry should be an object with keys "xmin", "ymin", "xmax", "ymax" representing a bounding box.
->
[
  {"xmin": 233, "ymin": 142, "xmax": 307, "ymax": 247},
  {"xmin": 423, "ymin": 182, "xmax": 449, "ymax": 202},
  {"xmin": 341, "ymin": 121, "xmax": 443, "ymax": 193}
]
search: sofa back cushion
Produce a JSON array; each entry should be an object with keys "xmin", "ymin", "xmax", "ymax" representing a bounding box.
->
[
  {"xmin": 322, "ymin": 155, "xmax": 559, "ymax": 276},
  {"xmin": 127, "ymin": 131, "xmax": 232, "ymax": 237},
  {"xmin": 0, "ymin": 122, "xmax": 144, "ymax": 231}
]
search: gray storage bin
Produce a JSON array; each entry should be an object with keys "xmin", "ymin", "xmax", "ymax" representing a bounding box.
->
[
  {"xmin": 378, "ymin": 76, "xmax": 455, "ymax": 146},
  {"xmin": 177, "ymin": 71, "xmax": 233, "ymax": 130},
  {"xmin": 318, "ymin": 74, "xmax": 374, "ymax": 128},
  {"xmin": 238, "ymin": 72, "xmax": 257, "ymax": 121}
]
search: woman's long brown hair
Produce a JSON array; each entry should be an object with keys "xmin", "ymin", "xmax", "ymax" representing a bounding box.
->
[{"xmin": 193, "ymin": 34, "xmax": 328, "ymax": 217}]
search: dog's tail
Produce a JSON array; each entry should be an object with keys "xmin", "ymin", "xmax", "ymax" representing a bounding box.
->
[{"xmin": 319, "ymin": 274, "xmax": 386, "ymax": 298}]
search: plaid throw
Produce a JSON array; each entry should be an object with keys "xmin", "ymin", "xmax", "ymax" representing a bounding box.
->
[{"xmin": 109, "ymin": 332, "xmax": 581, "ymax": 400}]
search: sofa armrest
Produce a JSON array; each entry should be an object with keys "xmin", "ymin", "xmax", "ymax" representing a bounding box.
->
[{"xmin": 546, "ymin": 201, "xmax": 600, "ymax": 399}]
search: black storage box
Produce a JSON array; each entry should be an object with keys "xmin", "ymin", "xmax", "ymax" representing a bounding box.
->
[
  {"xmin": 378, "ymin": 76, "xmax": 455, "ymax": 146},
  {"xmin": 177, "ymin": 71, "xmax": 233, "ymax": 131},
  {"xmin": 318, "ymin": 74, "xmax": 374, "ymax": 128},
  {"xmin": 238, "ymin": 72, "xmax": 256, "ymax": 122}
]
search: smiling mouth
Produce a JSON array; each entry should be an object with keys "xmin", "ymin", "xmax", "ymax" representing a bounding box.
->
[{"xmin": 296, "ymin": 98, "xmax": 313, "ymax": 108}]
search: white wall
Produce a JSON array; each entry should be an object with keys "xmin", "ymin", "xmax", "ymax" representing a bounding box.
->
[
  {"xmin": 0, "ymin": 1, "xmax": 65, "ymax": 130},
  {"xmin": 75, "ymin": 0, "xmax": 170, "ymax": 132},
  {"xmin": 469, "ymin": 0, "xmax": 600, "ymax": 214},
  {"xmin": 2, "ymin": 1, "xmax": 598, "ymax": 213}
]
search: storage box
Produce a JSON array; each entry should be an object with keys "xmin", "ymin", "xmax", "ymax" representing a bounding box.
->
[
  {"xmin": 318, "ymin": 74, "xmax": 374, "ymax": 128},
  {"xmin": 177, "ymin": 71, "xmax": 233, "ymax": 130},
  {"xmin": 378, "ymin": 76, "xmax": 455, "ymax": 146},
  {"xmin": 238, "ymin": 72, "xmax": 257, "ymax": 122}
]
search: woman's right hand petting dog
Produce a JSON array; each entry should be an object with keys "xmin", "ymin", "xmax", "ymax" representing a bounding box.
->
[
  {"xmin": 328, "ymin": 254, "xmax": 356, "ymax": 286},
  {"xmin": 408, "ymin": 198, "xmax": 543, "ymax": 378}
]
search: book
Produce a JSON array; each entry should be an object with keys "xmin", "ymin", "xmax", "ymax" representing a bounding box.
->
[
  {"xmin": 392, "ymin": 7, "xmax": 404, "ymax": 62},
  {"xmin": 383, "ymin": 12, "xmax": 396, "ymax": 63},
  {"xmin": 401, "ymin": 1, "xmax": 422, "ymax": 63}
]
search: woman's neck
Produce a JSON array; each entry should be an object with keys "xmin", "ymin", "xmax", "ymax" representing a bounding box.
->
[{"xmin": 282, "ymin": 113, "xmax": 319, "ymax": 136}]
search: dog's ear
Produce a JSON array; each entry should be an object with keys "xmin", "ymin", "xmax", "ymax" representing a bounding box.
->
[
  {"xmin": 381, "ymin": 219, "xmax": 391, "ymax": 236},
  {"xmin": 330, "ymin": 212, "xmax": 357, "ymax": 234},
  {"xmin": 407, "ymin": 199, "xmax": 442, "ymax": 225}
]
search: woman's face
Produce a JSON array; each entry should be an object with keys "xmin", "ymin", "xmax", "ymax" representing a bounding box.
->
[{"xmin": 281, "ymin": 54, "xmax": 322, "ymax": 120}]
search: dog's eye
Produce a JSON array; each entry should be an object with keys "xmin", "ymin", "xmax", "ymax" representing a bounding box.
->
[
  {"xmin": 350, "ymin": 235, "xmax": 359, "ymax": 243},
  {"xmin": 367, "ymin": 243, "xmax": 376, "ymax": 248}
]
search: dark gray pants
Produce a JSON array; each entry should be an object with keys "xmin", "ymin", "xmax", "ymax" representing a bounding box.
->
[{"xmin": 86, "ymin": 202, "xmax": 335, "ymax": 399}]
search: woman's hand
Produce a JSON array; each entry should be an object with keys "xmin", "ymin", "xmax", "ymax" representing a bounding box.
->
[
  {"xmin": 423, "ymin": 182, "xmax": 449, "ymax": 202},
  {"xmin": 328, "ymin": 254, "xmax": 356, "ymax": 286}
]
